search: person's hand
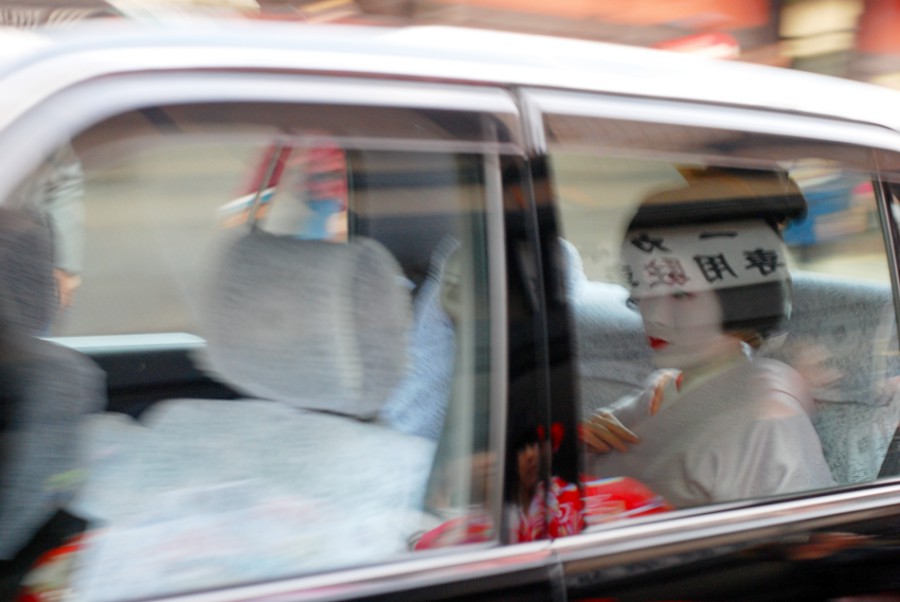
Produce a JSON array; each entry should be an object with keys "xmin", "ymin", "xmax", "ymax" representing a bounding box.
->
[
  {"xmin": 54, "ymin": 268, "xmax": 81, "ymax": 311},
  {"xmin": 580, "ymin": 410, "xmax": 639, "ymax": 454},
  {"xmin": 580, "ymin": 370, "xmax": 682, "ymax": 455},
  {"xmin": 648, "ymin": 370, "xmax": 682, "ymax": 416}
]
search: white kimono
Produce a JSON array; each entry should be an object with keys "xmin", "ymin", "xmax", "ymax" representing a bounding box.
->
[{"xmin": 586, "ymin": 356, "xmax": 835, "ymax": 508}]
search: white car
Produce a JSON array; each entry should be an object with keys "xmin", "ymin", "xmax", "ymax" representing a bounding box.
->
[{"xmin": 0, "ymin": 20, "xmax": 899, "ymax": 602}]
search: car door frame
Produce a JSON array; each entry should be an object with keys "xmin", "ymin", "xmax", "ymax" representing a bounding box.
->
[
  {"xmin": 0, "ymin": 48, "xmax": 573, "ymax": 601},
  {"xmin": 520, "ymin": 86, "xmax": 900, "ymax": 600}
]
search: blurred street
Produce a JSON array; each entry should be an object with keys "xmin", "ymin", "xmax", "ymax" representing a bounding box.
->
[
  {"xmin": 55, "ymin": 144, "xmax": 896, "ymax": 337},
  {"xmin": 19, "ymin": 0, "xmax": 900, "ymax": 336},
  {"xmin": 7, "ymin": 1, "xmax": 900, "ymax": 89},
  {"xmin": 55, "ymin": 144, "xmax": 254, "ymax": 336}
]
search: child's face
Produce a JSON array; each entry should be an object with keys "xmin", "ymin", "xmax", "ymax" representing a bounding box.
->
[{"xmin": 635, "ymin": 288, "xmax": 726, "ymax": 371}]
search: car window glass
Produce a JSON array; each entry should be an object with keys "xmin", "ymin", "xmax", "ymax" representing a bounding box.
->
[
  {"xmin": 545, "ymin": 112, "xmax": 900, "ymax": 524},
  {"xmin": 0, "ymin": 101, "xmax": 508, "ymax": 599}
]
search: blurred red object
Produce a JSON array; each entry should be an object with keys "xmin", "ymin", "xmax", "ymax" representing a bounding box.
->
[
  {"xmin": 654, "ymin": 32, "xmax": 740, "ymax": 58},
  {"xmin": 415, "ymin": 475, "xmax": 671, "ymax": 550},
  {"xmin": 581, "ymin": 476, "xmax": 674, "ymax": 526}
]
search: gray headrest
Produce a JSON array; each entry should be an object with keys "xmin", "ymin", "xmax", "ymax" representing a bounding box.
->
[
  {"xmin": 198, "ymin": 231, "xmax": 411, "ymax": 418},
  {"xmin": 771, "ymin": 271, "xmax": 899, "ymax": 406}
]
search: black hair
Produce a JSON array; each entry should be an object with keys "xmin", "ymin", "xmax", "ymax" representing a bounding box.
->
[
  {"xmin": 625, "ymin": 166, "xmax": 803, "ymax": 340},
  {"xmin": 715, "ymin": 279, "xmax": 791, "ymax": 341}
]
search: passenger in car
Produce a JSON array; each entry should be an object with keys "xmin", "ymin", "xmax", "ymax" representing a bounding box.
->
[
  {"xmin": 380, "ymin": 236, "xmax": 459, "ymax": 441},
  {"xmin": 5, "ymin": 144, "xmax": 86, "ymax": 328},
  {"xmin": 582, "ymin": 168, "xmax": 835, "ymax": 508}
]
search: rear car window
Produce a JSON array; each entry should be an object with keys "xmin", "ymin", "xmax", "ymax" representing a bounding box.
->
[
  {"xmin": 546, "ymin": 113, "xmax": 900, "ymax": 521},
  {"xmin": 0, "ymin": 101, "xmax": 507, "ymax": 599}
]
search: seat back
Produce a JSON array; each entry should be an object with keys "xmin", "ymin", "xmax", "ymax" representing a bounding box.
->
[
  {"xmin": 0, "ymin": 208, "xmax": 104, "ymax": 559},
  {"xmin": 766, "ymin": 272, "xmax": 900, "ymax": 484},
  {"xmin": 71, "ymin": 231, "xmax": 436, "ymax": 598},
  {"xmin": 197, "ymin": 229, "xmax": 411, "ymax": 418},
  {"xmin": 560, "ymin": 239, "xmax": 654, "ymax": 417}
]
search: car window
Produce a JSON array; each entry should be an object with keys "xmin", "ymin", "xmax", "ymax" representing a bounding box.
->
[
  {"xmin": 0, "ymin": 100, "xmax": 511, "ymax": 599},
  {"xmin": 542, "ymin": 105, "xmax": 900, "ymax": 522}
]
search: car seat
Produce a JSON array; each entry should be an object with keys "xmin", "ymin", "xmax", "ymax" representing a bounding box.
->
[
  {"xmin": 559, "ymin": 238, "xmax": 654, "ymax": 419},
  {"xmin": 766, "ymin": 271, "xmax": 900, "ymax": 484},
  {"xmin": 69, "ymin": 229, "xmax": 437, "ymax": 600},
  {"xmin": 0, "ymin": 207, "xmax": 104, "ymax": 560}
]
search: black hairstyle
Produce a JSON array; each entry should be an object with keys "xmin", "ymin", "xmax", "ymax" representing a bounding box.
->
[
  {"xmin": 628, "ymin": 166, "xmax": 807, "ymax": 229},
  {"xmin": 714, "ymin": 278, "xmax": 792, "ymax": 341},
  {"xmin": 625, "ymin": 166, "xmax": 806, "ymax": 341}
]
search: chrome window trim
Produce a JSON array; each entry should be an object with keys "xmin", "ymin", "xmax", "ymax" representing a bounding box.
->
[
  {"xmin": 483, "ymin": 149, "xmax": 511, "ymax": 532},
  {"xmin": 874, "ymin": 177, "xmax": 900, "ymax": 350},
  {"xmin": 514, "ymin": 88, "xmax": 548, "ymax": 156},
  {"xmin": 0, "ymin": 45, "xmax": 525, "ymax": 134},
  {"xmin": 46, "ymin": 332, "xmax": 206, "ymax": 353},
  {"xmin": 144, "ymin": 542, "xmax": 552, "ymax": 602},
  {"xmin": 140, "ymin": 484, "xmax": 900, "ymax": 601},
  {"xmin": 523, "ymin": 88, "xmax": 900, "ymax": 156},
  {"xmin": 553, "ymin": 482, "xmax": 900, "ymax": 570}
]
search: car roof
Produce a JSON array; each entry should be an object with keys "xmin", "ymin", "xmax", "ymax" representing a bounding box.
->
[
  {"xmin": 2, "ymin": 20, "xmax": 898, "ymax": 134},
  {"xmin": 0, "ymin": 28, "xmax": 51, "ymax": 67}
]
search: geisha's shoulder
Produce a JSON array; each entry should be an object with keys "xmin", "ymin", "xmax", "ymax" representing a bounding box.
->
[{"xmin": 748, "ymin": 357, "xmax": 815, "ymax": 415}]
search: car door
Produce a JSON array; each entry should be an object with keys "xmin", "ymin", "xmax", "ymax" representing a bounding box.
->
[
  {"xmin": 0, "ymin": 39, "xmax": 568, "ymax": 601},
  {"xmin": 522, "ymin": 86, "xmax": 900, "ymax": 601}
]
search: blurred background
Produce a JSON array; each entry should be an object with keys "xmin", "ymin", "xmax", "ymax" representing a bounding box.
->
[{"xmin": 4, "ymin": 0, "xmax": 900, "ymax": 89}]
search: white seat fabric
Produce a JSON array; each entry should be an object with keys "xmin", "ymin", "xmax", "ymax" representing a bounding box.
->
[
  {"xmin": 71, "ymin": 231, "xmax": 435, "ymax": 600},
  {"xmin": 767, "ymin": 272, "xmax": 900, "ymax": 484},
  {"xmin": 197, "ymin": 231, "xmax": 411, "ymax": 419}
]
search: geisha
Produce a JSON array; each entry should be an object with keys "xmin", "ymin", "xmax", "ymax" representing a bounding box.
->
[{"xmin": 582, "ymin": 167, "xmax": 835, "ymax": 508}]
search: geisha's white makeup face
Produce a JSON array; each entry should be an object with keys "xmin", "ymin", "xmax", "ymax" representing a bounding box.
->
[
  {"xmin": 635, "ymin": 288, "xmax": 728, "ymax": 371},
  {"xmin": 622, "ymin": 220, "xmax": 787, "ymax": 371}
]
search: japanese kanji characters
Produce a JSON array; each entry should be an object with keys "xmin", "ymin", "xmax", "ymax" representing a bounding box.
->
[{"xmin": 622, "ymin": 221, "xmax": 789, "ymax": 297}]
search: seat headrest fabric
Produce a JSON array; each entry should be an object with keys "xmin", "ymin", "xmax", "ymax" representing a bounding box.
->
[
  {"xmin": 559, "ymin": 238, "xmax": 588, "ymax": 298},
  {"xmin": 770, "ymin": 271, "xmax": 899, "ymax": 406},
  {"xmin": 198, "ymin": 231, "xmax": 411, "ymax": 418},
  {"xmin": 760, "ymin": 271, "xmax": 900, "ymax": 483},
  {"xmin": 0, "ymin": 345, "xmax": 105, "ymax": 558}
]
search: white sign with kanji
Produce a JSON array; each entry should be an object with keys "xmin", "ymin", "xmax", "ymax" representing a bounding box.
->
[{"xmin": 621, "ymin": 220, "xmax": 788, "ymax": 297}]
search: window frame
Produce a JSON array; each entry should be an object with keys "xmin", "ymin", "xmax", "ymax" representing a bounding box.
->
[
  {"xmin": 0, "ymin": 66, "xmax": 563, "ymax": 600},
  {"xmin": 522, "ymin": 87, "xmax": 900, "ymax": 592}
]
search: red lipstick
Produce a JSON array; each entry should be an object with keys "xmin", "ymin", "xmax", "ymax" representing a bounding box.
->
[{"xmin": 648, "ymin": 337, "xmax": 668, "ymax": 350}]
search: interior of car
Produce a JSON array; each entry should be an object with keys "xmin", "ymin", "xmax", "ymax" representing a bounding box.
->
[{"xmin": 3, "ymin": 98, "xmax": 900, "ymax": 599}]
